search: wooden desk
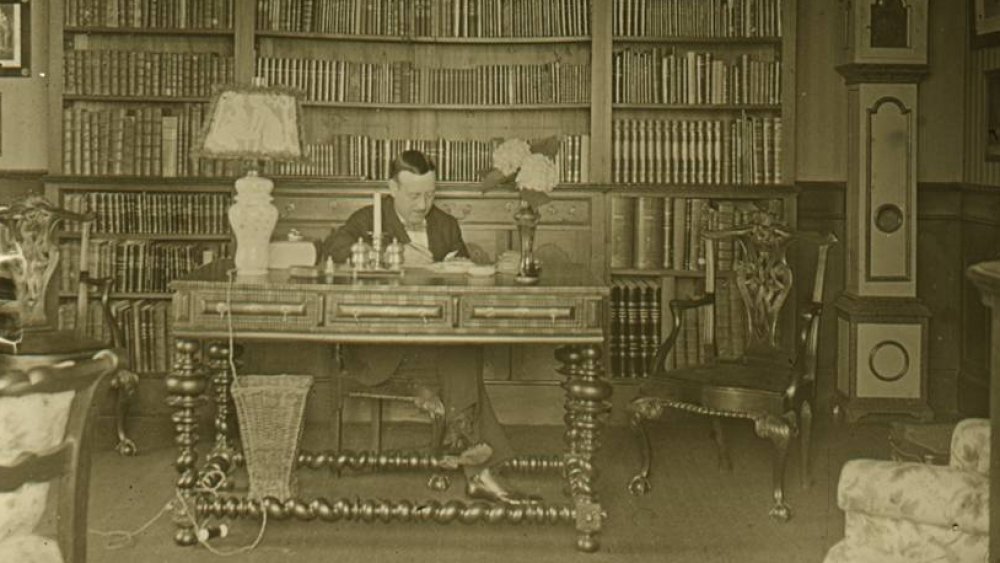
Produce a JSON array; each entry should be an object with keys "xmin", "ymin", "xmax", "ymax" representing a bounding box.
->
[
  {"xmin": 167, "ymin": 260, "xmax": 611, "ymax": 552},
  {"xmin": 966, "ymin": 260, "xmax": 1000, "ymax": 563}
]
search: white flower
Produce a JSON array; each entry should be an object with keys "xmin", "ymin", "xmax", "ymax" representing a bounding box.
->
[
  {"xmin": 492, "ymin": 138, "xmax": 531, "ymax": 176},
  {"xmin": 515, "ymin": 154, "xmax": 559, "ymax": 193}
]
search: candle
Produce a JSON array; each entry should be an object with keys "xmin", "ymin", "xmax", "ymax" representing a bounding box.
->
[{"xmin": 372, "ymin": 191, "xmax": 382, "ymax": 245}]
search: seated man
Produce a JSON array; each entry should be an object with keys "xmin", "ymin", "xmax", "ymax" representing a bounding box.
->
[{"xmin": 320, "ymin": 149, "xmax": 536, "ymax": 505}]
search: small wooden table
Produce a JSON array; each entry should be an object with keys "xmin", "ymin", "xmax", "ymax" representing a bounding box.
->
[{"xmin": 167, "ymin": 260, "xmax": 611, "ymax": 551}]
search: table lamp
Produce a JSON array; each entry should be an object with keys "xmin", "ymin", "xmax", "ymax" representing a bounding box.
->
[{"xmin": 195, "ymin": 84, "xmax": 306, "ymax": 276}]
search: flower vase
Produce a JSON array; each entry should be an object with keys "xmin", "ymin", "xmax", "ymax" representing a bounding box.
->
[
  {"xmin": 228, "ymin": 172, "xmax": 278, "ymax": 277},
  {"xmin": 514, "ymin": 201, "xmax": 541, "ymax": 284}
]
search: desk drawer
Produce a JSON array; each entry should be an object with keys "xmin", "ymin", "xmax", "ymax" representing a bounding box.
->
[
  {"xmin": 459, "ymin": 296, "xmax": 585, "ymax": 329},
  {"xmin": 191, "ymin": 290, "xmax": 322, "ymax": 329},
  {"xmin": 275, "ymin": 196, "xmax": 368, "ymax": 222},
  {"xmin": 325, "ymin": 294, "xmax": 453, "ymax": 328}
]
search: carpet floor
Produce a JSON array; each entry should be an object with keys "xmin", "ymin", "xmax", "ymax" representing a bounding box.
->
[{"xmin": 84, "ymin": 413, "xmax": 889, "ymax": 563}]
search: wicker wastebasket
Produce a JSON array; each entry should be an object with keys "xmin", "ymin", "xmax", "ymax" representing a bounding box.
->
[{"xmin": 231, "ymin": 374, "xmax": 314, "ymax": 500}]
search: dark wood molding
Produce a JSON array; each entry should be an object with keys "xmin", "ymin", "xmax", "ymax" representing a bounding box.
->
[
  {"xmin": 0, "ymin": 169, "xmax": 47, "ymax": 180},
  {"xmin": 836, "ymin": 63, "xmax": 930, "ymax": 85}
]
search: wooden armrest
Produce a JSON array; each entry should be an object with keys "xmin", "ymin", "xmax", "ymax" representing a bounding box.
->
[
  {"xmin": 669, "ymin": 294, "xmax": 714, "ymax": 311},
  {"xmin": 646, "ymin": 294, "xmax": 715, "ymax": 375}
]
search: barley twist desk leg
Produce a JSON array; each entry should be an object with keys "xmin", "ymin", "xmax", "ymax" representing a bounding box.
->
[
  {"xmin": 557, "ymin": 345, "xmax": 612, "ymax": 553},
  {"xmin": 165, "ymin": 339, "xmax": 208, "ymax": 546},
  {"xmin": 206, "ymin": 341, "xmax": 241, "ymax": 461}
]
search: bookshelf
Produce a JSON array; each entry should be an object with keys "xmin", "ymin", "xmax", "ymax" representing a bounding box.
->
[
  {"xmin": 45, "ymin": 179, "xmax": 234, "ymax": 375},
  {"xmin": 44, "ymin": 0, "xmax": 798, "ymax": 384},
  {"xmin": 601, "ymin": 0, "xmax": 797, "ymax": 379}
]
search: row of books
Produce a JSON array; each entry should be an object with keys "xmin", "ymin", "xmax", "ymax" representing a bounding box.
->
[
  {"xmin": 61, "ymin": 105, "xmax": 241, "ymax": 178},
  {"xmin": 608, "ymin": 276, "xmax": 748, "ymax": 378},
  {"xmin": 65, "ymin": 0, "xmax": 234, "ymax": 30},
  {"xmin": 57, "ymin": 300, "xmax": 174, "ymax": 374},
  {"xmin": 257, "ymin": 58, "xmax": 592, "ymax": 105},
  {"xmin": 611, "ymin": 117, "xmax": 783, "ymax": 185},
  {"xmin": 255, "ymin": 0, "xmax": 592, "ymax": 38},
  {"xmin": 610, "ymin": 197, "xmax": 783, "ymax": 271},
  {"xmin": 613, "ymin": 0, "xmax": 783, "ymax": 38},
  {"xmin": 58, "ymin": 241, "xmax": 229, "ymax": 294},
  {"xmin": 613, "ymin": 49, "xmax": 781, "ymax": 106},
  {"xmin": 265, "ymin": 134, "xmax": 591, "ymax": 183},
  {"xmin": 64, "ymin": 50, "xmax": 235, "ymax": 98},
  {"xmin": 61, "ymin": 191, "xmax": 232, "ymax": 234}
]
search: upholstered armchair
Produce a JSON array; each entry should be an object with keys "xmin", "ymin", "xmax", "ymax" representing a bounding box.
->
[{"xmin": 824, "ymin": 418, "xmax": 989, "ymax": 563}]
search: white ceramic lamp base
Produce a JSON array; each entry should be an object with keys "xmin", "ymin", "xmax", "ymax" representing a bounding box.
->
[{"xmin": 228, "ymin": 172, "xmax": 278, "ymax": 277}]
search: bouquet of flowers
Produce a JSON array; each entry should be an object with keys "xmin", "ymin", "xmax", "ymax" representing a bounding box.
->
[{"xmin": 481, "ymin": 137, "xmax": 561, "ymax": 209}]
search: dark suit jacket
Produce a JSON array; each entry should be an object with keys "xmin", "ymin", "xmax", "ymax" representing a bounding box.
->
[
  {"xmin": 320, "ymin": 197, "xmax": 470, "ymax": 387},
  {"xmin": 320, "ymin": 196, "xmax": 469, "ymax": 264}
]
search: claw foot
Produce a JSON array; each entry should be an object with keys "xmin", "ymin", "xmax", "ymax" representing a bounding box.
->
[
  {"xmin": 628, "ymin": 474, "xmax": 651, "ymax": 496},
  {"xmin": 768, "ymin": 502, "xmax": 792, "ymax": 522},
  {"xmin": 115, "ymin": 438, "xmax": 138, "ymax": 457},
  {"xmin": 427, "ymin": 473, "xmax": 451, "ymax": 492}
]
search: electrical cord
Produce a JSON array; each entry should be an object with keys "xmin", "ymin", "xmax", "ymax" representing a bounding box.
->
[{"xmin": 87, "ymin": 268, "xmax": 269, "ymax": 555}]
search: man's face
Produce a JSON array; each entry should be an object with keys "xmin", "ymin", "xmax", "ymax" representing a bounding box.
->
[{"xmin": 389, "ymin": 170, "xmax": 436, "ymax": 227}]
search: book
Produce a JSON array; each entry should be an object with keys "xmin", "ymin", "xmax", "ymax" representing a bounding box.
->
[
  {"xmin": 610, "ymin": 196, "xmax": 636, "ymax": 269},
  {"xmin": 633, "ymin": 196, "xmax": 664, "ymax": 269}
]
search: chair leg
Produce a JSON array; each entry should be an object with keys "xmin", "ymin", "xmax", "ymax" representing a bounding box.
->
[
  {"xmin": 627, "ymin": 397, "xmax": 663, "ymax": 496},
  {"xmin": 111, "ymin": 370, "xmax": 138, "ymax": 456},
  {"xmin": 799, "ymin": 401, "xmax": 813, "ymax": 489},
  {"xmin": 753, "ymin": 413, "xmax": 796, "ymax": 522},
  {"xmin": 711, "ymin": 418, "xmax": 733, "ymax": 471}
]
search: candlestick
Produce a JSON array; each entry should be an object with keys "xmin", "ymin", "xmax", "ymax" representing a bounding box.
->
[{"xmin": 372, "ymin": 191, "xmax": 382, "ymax": 246}]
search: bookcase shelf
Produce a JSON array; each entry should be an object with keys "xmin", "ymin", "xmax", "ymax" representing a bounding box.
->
[
  {"xmin": 255, "ymin": 31, "xmax": 592, "ymax": 44},
  {"xmin": 63, "ymin": 95, "xmax": 214, "ymax": 104},
  {"xmin": 46, "ymin": 0, "xmax": 797, "ymax": 382},
  {"xmin": 611, "ymin": 268, "xmax": 707, "ymax": 277},
  {"xmin": 58, "ymin": 232, "xmax": 232, "ymax": 242},
  {"xmin": 59, "ymin": 292, "xmax": 174, "ymax": 300},
  {"xmin": 613, "ymin": 36, "xmax": 782, "ymax": 45},
  {"xmin": 613, "ymin": 103, "xmax": 782, "ymax": 111},
  {"xmin": 64, "ymin": 27, "xmax": 235, "ymax": 36},
  {"xmin": 301, "ymin": 102, "xmax": 592, "ymax": 111}
]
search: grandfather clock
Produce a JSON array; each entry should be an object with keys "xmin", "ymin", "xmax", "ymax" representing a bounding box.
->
[{"xmin": 835, "ymin": 0, "xmax": 933, "ymax": 422}]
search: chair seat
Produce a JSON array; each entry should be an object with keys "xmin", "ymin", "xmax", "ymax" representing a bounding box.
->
[{"xmin": 639, "ymin": 358, "xmax": 795, "ymax": 415}]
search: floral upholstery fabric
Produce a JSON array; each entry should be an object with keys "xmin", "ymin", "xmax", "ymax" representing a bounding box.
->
[
  {"xmin": 950, "ymin": 418, "xmax": 990, "ymax": 475},
  {"xmin": 824, "ymin": 418, "xmax": 990, "ymax": 563},
  {"xmin": 0, "ymin": 534, "xmax": 63, "ymax": 563},
  {"xmin": 0, "ymin": 390, "xmax": 74, "ymax": 563}
]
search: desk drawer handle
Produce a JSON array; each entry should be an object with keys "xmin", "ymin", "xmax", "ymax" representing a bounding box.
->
[
  {"xmin": 471, "ymin": 306, "xmax": 574, "ymax": 321},
  {"xmin": 207, "ymin": 301, "xmax": 308, "ymax": 317},
  {"xmin": 339, "ymin": 304, "xmax": 443, "ymax": 320}
]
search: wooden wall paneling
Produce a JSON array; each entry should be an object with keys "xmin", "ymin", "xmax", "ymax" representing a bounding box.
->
[{"xmin": 916, "ymin": 184, "xmax": 964, "ymax": 416}]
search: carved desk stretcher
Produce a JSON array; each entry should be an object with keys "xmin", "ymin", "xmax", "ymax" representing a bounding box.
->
[{"xmin": 167, "ymin": 260, "xmax": 611, "ymax": 552}]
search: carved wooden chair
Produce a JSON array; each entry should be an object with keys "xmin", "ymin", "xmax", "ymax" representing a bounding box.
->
[
  {"xmin": 627, "ymin": 208, "xmax": 836, "ymax": 521},
  {"xmin": 0, "ymin": 349, "xmax": 120, "ymax": 563},
  {"xmin": 0, "ymin": 196, "xmax": 138, "ymax": 456}
]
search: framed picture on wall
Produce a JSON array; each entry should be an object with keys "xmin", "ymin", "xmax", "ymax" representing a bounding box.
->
[
  {"xmin": 0, "ymin": 0, "xmax": 29, "ymax": 77},
  {"xmin": 973, "ymin": 0, "xmax": 1000, "ymax": 48}
]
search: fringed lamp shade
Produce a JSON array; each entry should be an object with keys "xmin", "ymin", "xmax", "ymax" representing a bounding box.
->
[
  {"xmin": 196, "ymin": 85, "xmax": 307, "ymax": 276},
  {"xmin": 196, "ymin": 85, "xmax": 307, "ymax": 163}
]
